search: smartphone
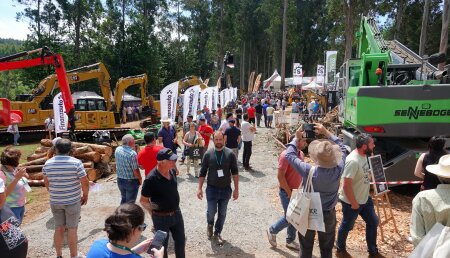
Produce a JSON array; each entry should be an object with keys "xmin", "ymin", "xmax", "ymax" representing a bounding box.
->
[
  {"xmin": 303, "ymin": 123, "xmax": 316, "ymax": 139},
  {"xmin": 147, "ymin": 230, "xmax": 168, "ymax": 255}
]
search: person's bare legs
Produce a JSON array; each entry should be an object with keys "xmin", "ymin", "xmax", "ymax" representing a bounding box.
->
[
  {"xmin": 67, "ymin": 227, "xmax": 78, "ymax": 257},
  {"xmin": 54, "ymin": 226, "xmax": 65, "ymax": 257}
]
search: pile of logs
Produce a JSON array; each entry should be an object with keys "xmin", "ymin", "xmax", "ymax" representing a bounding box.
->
[{"xmin": 22, "ymin": 139, "xmax": 114, "ymax": 184}]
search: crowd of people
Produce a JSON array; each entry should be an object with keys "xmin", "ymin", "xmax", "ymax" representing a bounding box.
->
[{"xmin": 0, "ymin": 92, "xmax": 449, "ymax": 258}]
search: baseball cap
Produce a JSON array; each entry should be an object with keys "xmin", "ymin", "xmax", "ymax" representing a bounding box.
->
[
  {"xmin": 156, "ymin": 148, "xmax": 178, "ymax": 161},
  {"xmin": 229, "ymin": 119, "xmax": 236, "ymax": 123},
  {"xmin": 199, "ymin": 117, "xmax": 206, "ymax": 121}
]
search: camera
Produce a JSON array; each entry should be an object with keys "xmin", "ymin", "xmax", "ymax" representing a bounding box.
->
[{"xmin": 303, "ymin": 123, "xmax": 315, "ymax": 139}]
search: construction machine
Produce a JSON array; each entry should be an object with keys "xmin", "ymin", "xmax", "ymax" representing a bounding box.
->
[
  {"xmin": 1, "ymin": 62, "xmax": 120, "ymax": 133},
  {"xmin": 338, "ymin": 16, "xmax": 450, "ymax": 183},
  {"xmin": 0, "ymin": 47, "xmax": 76, "ymax": 136}
]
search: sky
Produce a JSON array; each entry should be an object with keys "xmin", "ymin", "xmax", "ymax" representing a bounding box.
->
[{"xmin": 0, "ymin": 0, "xmax": 30, "ymax": 40}]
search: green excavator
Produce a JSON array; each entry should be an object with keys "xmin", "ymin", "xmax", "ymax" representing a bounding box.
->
[{"xmin": 338, "ymin": 16, "xmax": 450, "ymax": 184}]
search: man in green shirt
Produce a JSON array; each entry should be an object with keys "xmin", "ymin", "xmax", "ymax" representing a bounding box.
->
[{"xmin": 336, "ymin": 133, "xmax": 380, "ymax": 257}]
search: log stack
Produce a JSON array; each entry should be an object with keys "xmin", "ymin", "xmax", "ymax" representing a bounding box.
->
[{"xmin": 22, "ymin": 139, "xmax": 114, "ymax": 183}]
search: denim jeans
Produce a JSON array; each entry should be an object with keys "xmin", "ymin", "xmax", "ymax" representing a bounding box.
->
[
  {"xmin": 10, "ymin": 206, "xmax": 25, "ymax": 225},
  {"xmin": 256, "ymin": 113, "xmax": 262, "ymax": 127},
  {"xmin": 206, "ymin": 185, "xmax": 232, "ymax": 235},
  {"xmin": 152, "ymin": 209, "xmax": 186, "ymax": 258},
  {"xmin": 117, "ymin": 178, "xmax": 139, "ymax": 204},
  {"xmin": 242, "ymin": 141, "xmax": 252, "ymax": 167},
  {"xmin": 269, "ymin": 188, "xmax": 296, "ymax": 243},
  {"xmin": 336, "ymin": 197, "xmax": 379, "ymax": 254},
  {"xmin": 299, "ymin": 209, "xmax": 336, "ymax": 258}
]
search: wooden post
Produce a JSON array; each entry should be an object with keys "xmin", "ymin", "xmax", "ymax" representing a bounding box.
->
[{"xmin": 373, "ymin": 190, "xmax": 399, "ymax": 241}]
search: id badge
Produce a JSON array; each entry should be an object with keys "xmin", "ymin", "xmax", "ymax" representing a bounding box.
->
[{"xmin": 217, "ymin": 169, "xmax": 224, "ymax": 177}]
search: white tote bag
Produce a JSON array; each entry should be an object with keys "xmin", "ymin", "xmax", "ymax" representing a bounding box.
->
[
  {"xmin": 286, "ymin": 167, "xmax": 314, "ymax": 236},
  {"xmin": 306, "ymin": 167, "xmax": 325, "ymax": 232}
]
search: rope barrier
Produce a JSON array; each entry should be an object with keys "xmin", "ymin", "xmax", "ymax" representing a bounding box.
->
[{"xmin": 370, "ymin": 181, "xmax": 423, "ymax": 185}]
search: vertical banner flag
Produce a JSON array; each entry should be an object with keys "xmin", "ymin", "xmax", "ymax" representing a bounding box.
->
[
  {"xmin": 53, "ymin": 93, "xmax": 68, "ymax": 134},
  {"xmin": 220, "ymin": 90, "xmax": 225, "ymax": 107},
  {"xmin": 316, "ymin": 65, "xmax": 325, "ymax": 84},
  {"xmin": 183, "ymin": 85, "xmax": 200, "ymax": 122},
  {"xmin": 160, "ymin": 81, "xmax": 179, "ymax": 123},
  {"xmin": 233, "ymin": 87, "xmax": 238, "ymax": 101},
  {"xmin": 226, "ymin": 88, "xmax": 233, "ymax": 105},
  {"xmin": 252, "ymin": 73, "xmax": 262, "ymax": 92},
  {"xmin": 247, "ymin": 71, "xmax": 255, "ymax": 93},
  {"xmin": 293, "ymin": 63, "xmax": 303, "ymax": 85},
  {"xmin": 325, "ymin": 51, "xmax": 338, "ymax": 84},
  {"xmin": 211, "ymin": 86, "xmax": 219, "ymax": 110},
  {"xmin": 200, "ymin": 88, "xmax": 210, "ymax": 111}
]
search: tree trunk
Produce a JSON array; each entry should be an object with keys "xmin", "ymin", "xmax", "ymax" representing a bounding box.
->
[
  {"xmin": 71, "ymin": 142, "xmax": 113, "ymax": 156},
  {"xmin": 72, "ymin": 146, "xmax": 93, "ymax": 156},
  {"xmin": 439, "ymin": 0, "xmax": 450, "ymax": 70},
  {"xmin": 35, "ymin": 146, "xmax": 51, "ymax": 154},
  {"xmin": 24, "ymin": 162, "xmax": 93, "ymax": 173},
  {"xmin": 344, "ymin": 0, "xmax": 355, "ymax": 61},
  {"xmin": 37, "ymin": 0, "xmax": 42, "ymax": 44},
  {"xmin": 419, "ymin": 0, "xmax": 431, "ymax": 57},
  {"xmin": 87, "ymin": 168, "xmax": 102, "ymax": 181},
  {"xmin": 280, "ymin": 0, "xmax": 288, "ymax": 90},
  {"xmin": 74, "ymin": 152, "xmax": 101, "ymax": 163},
  {"xmin": 74, "ymin": 3, "xmax": 82, "ymax": 66},
  {"xmin": 27, "ymin": 152, "xmax": 47, "ymax": 162},
  {"xmin": 28, "ymin": 172, "xmax": 44, "ymax": 181},
  {"xmin": 101, "ymin": 154, "xmax": 111, "ymax": 163},
  {"xmin": 394, "ymin": 0, "xmax": 407, "ymax": 40}
]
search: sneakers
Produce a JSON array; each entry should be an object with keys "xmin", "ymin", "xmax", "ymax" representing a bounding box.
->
[
  {"xmin": 207, "ymin": 224, "xmax": 213, "ymax": 239},
  {"xmin": 214, "ymin": 234, "xmax": 224, "ymax": 245},
  {"xmin": 285, "ymin": 241, "xmax": 300, "ymax": 251},
  {"xmin": 266, "ymin": 228, "xmax": 277, "ymax": 247}
]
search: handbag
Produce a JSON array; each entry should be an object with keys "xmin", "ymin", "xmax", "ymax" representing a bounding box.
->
[
  {"xmin": 306, "ymin": 167, "xmax": 325, "ymax": 232},
  {"xmin": 286, "ymin": 167, "xmax": 314, "ymax": 236}
]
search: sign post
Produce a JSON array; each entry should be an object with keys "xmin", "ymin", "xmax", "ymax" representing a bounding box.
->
[{"xmin": 368, "ymin": 155, "xmax": 399, "ymax": 241}]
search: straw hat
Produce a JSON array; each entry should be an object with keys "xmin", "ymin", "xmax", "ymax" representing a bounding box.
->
[
  {"xmin": 308, "ymin": 139, "xmax": 342, "ymax": 168},
  {"xmin": 160, "ymin": 117, "xmax": 172, "ymax": 123},
  {"xmin": 426, "ymin": 154, "xmax": 450, "ymax": 178}
]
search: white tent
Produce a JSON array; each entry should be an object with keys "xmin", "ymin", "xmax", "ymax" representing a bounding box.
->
[
  {"xmin": 302, "ymin": 80, "xmax": 324, "ymax": 91},
  {"xmin": 262, "ymin": 70, "xmax": 294, "ymax": 91}
]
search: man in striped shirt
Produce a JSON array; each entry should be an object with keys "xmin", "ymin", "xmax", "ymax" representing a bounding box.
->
[
  {"xmin": 115, "ymin": 134, "xmax": 142, "ymax": 204},
  {"xmin": 43, "ymin": 138, "xmax": 89, "ymax": 258}
]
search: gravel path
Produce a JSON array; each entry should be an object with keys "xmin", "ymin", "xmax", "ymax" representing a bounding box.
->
[{"xmin": 23, "ymin": 127, "xmax": 390, "ymax": 258}]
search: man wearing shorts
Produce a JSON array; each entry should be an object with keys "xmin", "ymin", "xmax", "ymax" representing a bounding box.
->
[{"xmin": 43, "ymin": 138, "xmax": 89, "ymax": 258}]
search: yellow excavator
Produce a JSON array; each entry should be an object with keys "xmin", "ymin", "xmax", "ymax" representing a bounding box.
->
[{"xmin": 1, "ymin": 62, "xmax": 121, "ymax": 138}]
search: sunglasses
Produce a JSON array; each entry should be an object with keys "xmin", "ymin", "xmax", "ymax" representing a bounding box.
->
[{"xmin": 137, "ymin": 223, "xmax": 147, "ymax": 231}]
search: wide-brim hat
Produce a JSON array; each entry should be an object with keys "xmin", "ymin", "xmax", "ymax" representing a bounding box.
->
[
  {"xmin": 426, "ymin": 154, "xmax": 450, "ymax": 178},
  {"xmin": 160, "ymin": 117, "xmax": 172, "ymax": 123},
  {"xmin": 308, "ymin": 139, "xmax": 342, "ymax": 168}
]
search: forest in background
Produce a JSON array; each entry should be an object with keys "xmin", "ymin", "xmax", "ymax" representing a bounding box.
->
[{"xmin": 0, "ymin": 0, "xmax": 448, "ymax": 99}]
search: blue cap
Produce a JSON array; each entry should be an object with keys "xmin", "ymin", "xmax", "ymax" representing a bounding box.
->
[{"xmin": 156, "ymin": 148, "xmax": 178, "ymax": 161}]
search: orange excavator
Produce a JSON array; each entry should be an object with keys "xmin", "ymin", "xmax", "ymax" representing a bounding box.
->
[{"xmin": 0, "ymin": 47, "xmax": 75, "ymax": 137}]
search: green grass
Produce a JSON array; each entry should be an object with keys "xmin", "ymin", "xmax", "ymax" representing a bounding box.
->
[{"xmin": 0, "ymin": 143, "xmax": 40, "ymax": 164}]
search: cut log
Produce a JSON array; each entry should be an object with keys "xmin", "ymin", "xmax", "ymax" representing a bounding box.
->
[
  {"xmin": 28, "ymin": 179, "xmax": 45, "ymax": 187},
  {"xmin": 35, "ymin": 146, "xmax": 50, "ymax": 154},
  {"xmin": 24, "ymin": 162, "xmax": 94, "ymax": 173},
  {"xmin": 86, "ymin": 168, "xmax": 102, "ymax": 181},
  {"xmin": 40, "ymin": 139, "xmax": 53, "ymax": 147},
  {"xmin": 26, "ymin": 152, "xmax": 47, "ymax": 162},
  {"xmin": 74, "ymin": 152, "xmax": 101, "ymax": 163},
  {"xmin": 100, "ymin": 154, "xmax": 111, "ymax": 163},
  {"xmin": 21, "ymin": 157, "xmax": 48, "ymax": 166},
  {"xmin": 72, "ymin": 146, "xmax": 93, "ymax": 156},
  {"xmin": 71, "ymin": 142, "xmax": 112, "ymax": 156},
  {"xmin": 28, "ymin": 172, "xmax": 44, "ymax": 180},
  {"xmin": 95, "ymin": 162, "xmax": 112, "ymax": 177}
]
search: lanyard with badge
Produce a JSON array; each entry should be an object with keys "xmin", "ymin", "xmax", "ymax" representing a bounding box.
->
[{"xmin": 214, "ymin": 150, "xmax": 224, "ymax": 178}]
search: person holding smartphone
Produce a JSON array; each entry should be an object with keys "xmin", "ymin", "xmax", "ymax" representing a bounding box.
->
[{"xmin": 87, "ymin": 203, "xmax": 164, "ymax": 258}]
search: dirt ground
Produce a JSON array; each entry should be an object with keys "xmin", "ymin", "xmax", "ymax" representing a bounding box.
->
[{"xmin": 21, "ymin": 127, "xmax": 416, "ymax": 257}]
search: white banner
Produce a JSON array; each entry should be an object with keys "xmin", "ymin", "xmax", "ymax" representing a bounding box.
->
[
  {"xmin": 200, "ymin": 87, "xmax": 210, "ymax": 112},
  {"xmin": 226, "ymin": 88, "xmax": 233, "ymax": 105},
  {"xmin": 325, "ymin": 51, "xmax": 338, "ymax": 84},
  {"xmin": 233, "ymin": 87, "xmax": 237, "ymax": 101},
  {"xmin": 316, "ymin": 65, "xmax": 325, "ymax": 84},
  {"xmin": 160, "ymin": 81, "xmax": 179, "ymax": 123},
  {"xmin": 211, "ymin": 86, "xmax": 219, "ymax": 111},
  {"xmin": 183, "ymin": 85, "xmax": 200, "ymax": 122},
  {"xmin": 293, "ymin": 63, "xmax": 303, "ymax": 85},
  {"xmin": 220, "ymin": 89, "xmax": 225, "ymax": 107},
  {"xmin": 53, "ymin": 93, "xmax": 68, "ymax": 134}
]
